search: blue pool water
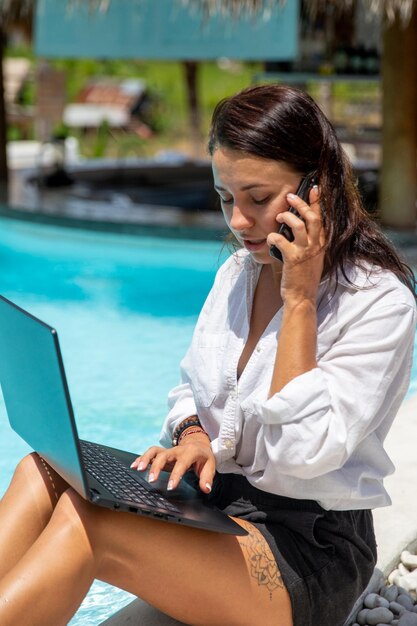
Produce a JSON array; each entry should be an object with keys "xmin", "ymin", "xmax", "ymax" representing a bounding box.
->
[
  {"xmin": 0, "ymin": 217, "xmax": 416, "ymax": 625},
  {"xmin": 0, "ymin": 217, "xmax": 228, "ymax": 625}
]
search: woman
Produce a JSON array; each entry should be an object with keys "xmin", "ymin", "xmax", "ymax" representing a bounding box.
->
[{"xmin": 0, "ymin": 85, "xmax": 415, "ymax": 626}]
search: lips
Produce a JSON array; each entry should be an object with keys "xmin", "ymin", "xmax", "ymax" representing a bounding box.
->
[{"xmin": 242, "ymin": 238, "xmax": 267, "ymax": 251}]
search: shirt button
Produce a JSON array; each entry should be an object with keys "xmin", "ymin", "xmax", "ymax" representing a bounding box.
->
[
  {"xmin": 230, "ymin": 390, "xmax": 236, "ymax": 399},
  {"xmin": 256, "ymin": 345, "xmax": 262, "ymax": 352},
  {"xmin": 224, "ymin": 439, "xmax": 233, "ymax": 450}
]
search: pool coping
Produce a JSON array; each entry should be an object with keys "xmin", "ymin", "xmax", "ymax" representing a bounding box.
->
[
  {"xmin": 5, "ymin": 162, "xmax": 229, "ymax": 241},
  {"xmin": 0, "ymin": 201, "xmax": 228, "ymax": 242}
]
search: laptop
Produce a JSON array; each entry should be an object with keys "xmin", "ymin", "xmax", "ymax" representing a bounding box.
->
[{"xmin": 0, "ymin": 295, "xmax": 246, "ymax": 536}]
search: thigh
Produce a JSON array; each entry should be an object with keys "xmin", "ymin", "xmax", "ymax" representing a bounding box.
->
[
  {"xmin": 4, "ymin": 453, "xmax": 70, "ymax": 513},
  {"xmin": 67, "ymin": 492, "xmax": 293, "ymax": 626}
]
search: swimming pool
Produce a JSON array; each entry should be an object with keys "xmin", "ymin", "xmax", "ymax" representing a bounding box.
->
[{"xmin": 0, "ymin": 217, "xmax": 415, "ymax": 625}]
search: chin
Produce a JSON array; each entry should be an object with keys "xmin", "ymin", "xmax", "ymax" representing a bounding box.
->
[{"xmin": 249, "ymin": 250, "xmax": 274, "ymax": 265}]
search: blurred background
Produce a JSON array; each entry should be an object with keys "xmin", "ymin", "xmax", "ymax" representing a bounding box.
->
[{"xmin": 0, "ymin": 0, "xmax": 414, "ymax": 234}]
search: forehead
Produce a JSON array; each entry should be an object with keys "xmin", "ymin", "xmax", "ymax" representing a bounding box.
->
[{"xmin": 211, "ymin": 147, "xmax": 296, "ymax": 187}]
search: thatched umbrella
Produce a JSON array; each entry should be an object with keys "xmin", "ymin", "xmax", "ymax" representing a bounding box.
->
[{"xmin": 182, "ymin": 0, "xmax": 415, "ymax": 23}]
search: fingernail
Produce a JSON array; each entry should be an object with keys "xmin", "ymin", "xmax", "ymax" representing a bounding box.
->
[
  {"xmin": 287, "ymin": 193, "xmax": 296, "ymax": 199},
  {"xmin": 149, "ymin": 472, "xmax": 155, "ymax": 483},
  {"xmin": 167, "ymin": 480, "xmax": 174, "ymax": 491},
  {"xmin": 205, "ymin": 482, "xmax": 212, "ymax": 492},
  {"xmin": 130, "ymin": 462, "xmax": 136, "ymax": 468},
  {"xmin": 137, "ymin": 462, "xmax": 144, "ymax": 471},
  {"xmin": 313, "ymin": 185, "xmax": 318, "ymax": 190}
]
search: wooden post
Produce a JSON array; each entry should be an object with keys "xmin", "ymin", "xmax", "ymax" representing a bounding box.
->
[
  {"xmin": 0, "ymin": 26, "xmax": 8, "ymax": 202},
  {"xmin": 380, "ymin": 9, "xmax": 417, "ymax": 229},
  {"xmin": 183, "ymin": 60, "xmax": 203, "ymax": 157},
  {"xmin": 35, "ymin": 61, "xmax": 67, "ymax": 142}
]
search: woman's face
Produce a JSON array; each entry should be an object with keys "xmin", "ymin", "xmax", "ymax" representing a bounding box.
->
[{"xmin": 212, "ymin": 147, "xmax": 301, "ymax": 264}]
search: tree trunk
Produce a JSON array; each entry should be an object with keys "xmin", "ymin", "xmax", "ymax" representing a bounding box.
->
[
  {"xmin": 380, "ymin": 9, "xmax": 417, "ymax": 229},
  {"xmin": 0, "ymin": 26, "xmax": 8, "ymax": 202},
  {"xmin": 183, "ymin": 60, "xmax": 203, "ymax": 157}
]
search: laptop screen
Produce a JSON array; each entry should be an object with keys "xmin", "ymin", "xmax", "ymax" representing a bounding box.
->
[{"xmin": 0, "ymin": 296, "xmax": 88, "ymax": 497}]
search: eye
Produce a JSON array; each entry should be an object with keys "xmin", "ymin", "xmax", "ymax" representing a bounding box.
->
[
  {"xmin": 218, "ymin": 195, "xmax": 233, "ymax": 205},
  {"xmin": 252, "ymin": 195, "xmax": 271, "ymax": 206}
]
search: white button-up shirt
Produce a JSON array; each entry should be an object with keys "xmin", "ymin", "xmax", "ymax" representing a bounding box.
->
[{"xmin": 160, "ymin": 249, "xmax": 416, "ymax": 510}]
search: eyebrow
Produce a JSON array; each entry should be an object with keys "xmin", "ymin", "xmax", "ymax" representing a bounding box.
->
[{"xmin": 214, "ymin": 183, "xmax": 270, "ymax": 192}]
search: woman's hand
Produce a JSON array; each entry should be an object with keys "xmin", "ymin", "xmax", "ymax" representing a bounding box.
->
[
  {"xmin": 130, "ymin": 433, "xmax": 215, "ymax": 494},
  {"xmin": 267, "ymin": 186, "xmax": 325, "ymax": 305}
]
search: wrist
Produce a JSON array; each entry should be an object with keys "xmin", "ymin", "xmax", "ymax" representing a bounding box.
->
[
  {"xmin": 283, "ymin": 298, "xmax": 316, "ymax": 315},
  {"xmin": 178, "ymin": 427, "xmax": 211, "ymax": 446},
  {"xmin": 172, "ymin": 417, "xmax": 210, "ymax": 446}
]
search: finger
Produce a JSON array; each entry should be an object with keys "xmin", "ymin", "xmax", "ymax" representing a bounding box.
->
[
  {"xmin": 277, "ymin": 210, "xmax": 308, "ymax": 242},
  {"xmin": 130, "ymin": 445, "xmax": 162, "ymax": 470},
  {"xmin": 167, "ymin": 455, "xmax": 195, "ymax": 491},
  {"xmin": 267, "ymin": 231, "xmax": 294, "ymax": 262},
  {"xmin": 308, "ymin": 184, "xmax": 320, "ymax": 210},
  {"xmin": 306, "ymin": 186, "xmax": 325, "ymax": 242},
  {"xmin": 148, "ymin": 449, "xmax": 174, "ymax": 483},
  {"xmin": 198, "ymin": 458, "xmax": 216, "ymax": 494},
  {"xmin": 287, "ymin": 189, "xmax": 323, "ymax": 241},
  {"xmin": 287, "ymin": 189, "xmax": 320, "ymax": 215}
]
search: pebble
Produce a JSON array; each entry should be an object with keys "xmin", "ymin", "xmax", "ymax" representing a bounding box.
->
[
  {"xmin": 357, "ymin": 608, "xmax": 370, "ymax": 625},
  {"xmin": 390, "ymin": 601, "xmax": 407, "ymax": 616},
  {"xmin": 402, "ymin": 552, "xmax": 417, "ymax": 570},
  {"xmin": 353, "ymin": 585, "xmax": 416, "ymax": 625},
  {"xmin": 351, "ymin": 550, "xmax": 417, "ymax": 625},
  {"xmin": 365, "ymin": 594, "xmax": 391, "ymax": 609},
  {"xmin": 398, "ymin": 614, "xmax": 417, "ymax": 626},
  {"xmin": 366, "ymin": 608, "xmax": 394, "ymax": 624},
  {"xmin": 382, "ymin": 587, "xmax": 400, "ymax": 603},
  {"xmin": 398, "ymin": 595, "xmax": 415, "ymax": 611}
]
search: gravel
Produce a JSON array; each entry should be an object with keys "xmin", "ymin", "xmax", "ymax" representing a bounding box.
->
[{"xmin": 350, "ymin": 550, "xmax": 417, "ymax": 626}]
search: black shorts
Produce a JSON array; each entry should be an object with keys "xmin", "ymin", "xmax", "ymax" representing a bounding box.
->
[{"xmin": 206, "ymin": 473, "xmax": 377, "ymax": 626}]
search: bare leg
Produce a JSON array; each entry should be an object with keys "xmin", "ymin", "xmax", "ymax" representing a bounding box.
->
[
  {"xmin": 0, "ymin": 488, "xmax": 293, "ymax": 626},
  {"xmin": 0, "ymin": 453, "xmax": 69, "ymax": 578}
]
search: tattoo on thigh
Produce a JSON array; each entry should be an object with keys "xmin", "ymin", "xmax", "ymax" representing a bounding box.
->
[{"xmin": 238, "ymin": 522, "xmax": 284, "ymax": 598}]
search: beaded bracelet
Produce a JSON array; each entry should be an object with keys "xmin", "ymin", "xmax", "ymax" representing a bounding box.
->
[
  {"xmin": 172, "ymin": 417, "xmax": 203, "ymax": 446},
  {"xmin": 178, "ymin": 427, "xmax": 210, "ymax": 445}
]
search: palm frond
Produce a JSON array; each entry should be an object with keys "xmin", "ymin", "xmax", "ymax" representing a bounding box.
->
[
  {"xmin": 181, "ymin": 0, "xmax": 416, "ymax": 24},
  {"xmin": 0, "ymin": 0, "xmax": 33, "ymax": 25},
  {"xmin": 179, "ymin": 0, "xmax": 279, "ymax": 19},
  {"xmin": 1, "ymin": 0, "xmax": 415, "ymax": 28}
]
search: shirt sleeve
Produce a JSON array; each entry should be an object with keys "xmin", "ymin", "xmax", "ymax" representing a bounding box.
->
[
  {"xmin": 158, "ymin": 257, "xmax": 229, "ymax": 448},
  {"xmin": 249, "ymin": 301, "xmax": 416, "ymax": 480},
  {"xmin": 159, "ymin": 380, "xmax": 198, "ymax": 448}
]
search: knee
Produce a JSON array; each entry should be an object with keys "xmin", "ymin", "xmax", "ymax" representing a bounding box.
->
[
  {"xmin": 13, "ymin": 453, "xmax": 51, "ymax": 495},
  {"xmin": 52, "ymin": 489, "xmax": 100, "ymax": 548},
  {"xmin": 14, "ymin": 452, "xmax": 41, "ymax": 478},
  {"xmin": 14, "ymin": 453, "xmax": 68, "ymax": 506}
]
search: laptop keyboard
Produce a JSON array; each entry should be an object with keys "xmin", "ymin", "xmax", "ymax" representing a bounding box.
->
[{"xmin": 80, "ymin": 440, "xmax": 180, "ymax": 514}]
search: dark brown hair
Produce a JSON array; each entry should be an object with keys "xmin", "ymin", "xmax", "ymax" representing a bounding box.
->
[{"xmin": 208, "ymin": 84, "xmax": 416, "ymax": 294}]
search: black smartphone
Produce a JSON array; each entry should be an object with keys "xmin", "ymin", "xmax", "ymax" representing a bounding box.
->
[{"xmin": 269, "ymin": 172, "xmax": 317, "ymax": 262}]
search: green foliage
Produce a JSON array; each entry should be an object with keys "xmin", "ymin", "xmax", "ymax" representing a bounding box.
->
[
  {"xmin": 7, "ymin": 124, "xmax": 23, "ymax": 141},
  {"xmin": 5, "ymin": 44, "xmax": 261, "ymax": 157},
  {"xmin": 91, "ymin": 119, "xmax": 110, "ymax": 158}
]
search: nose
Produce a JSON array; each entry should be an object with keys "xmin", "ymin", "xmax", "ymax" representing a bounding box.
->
[{"xmin": 229, "ymin": 203, "xmax": 254, "ymax": 232}]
